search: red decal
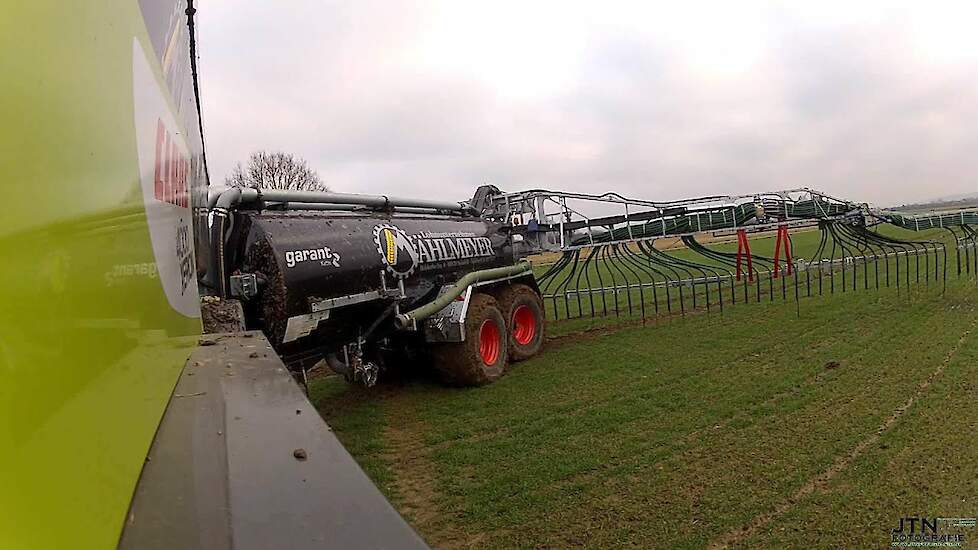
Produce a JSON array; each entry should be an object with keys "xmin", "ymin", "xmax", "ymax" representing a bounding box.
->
[{"xmin": 151, "ymin": 118, "xmax": 191, "ymax": 208}]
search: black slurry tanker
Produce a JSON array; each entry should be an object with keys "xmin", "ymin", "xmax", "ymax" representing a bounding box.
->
[
  {"xmin": 202, "ymin": 185, "xmax": 545, "ymax": 387},
  {"xmin": 202, "ymin": 184, "xmax": 904, "ymax": 390}
]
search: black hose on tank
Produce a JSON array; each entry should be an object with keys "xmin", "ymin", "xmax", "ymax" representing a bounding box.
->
[
  {"xmin": 325, "ymin": 353, "xmax": 353, "ymax": 378},
  {"xmin": 208, "ymin": 187, "xmax": 243, "ymax": 297},
  {"xmin": 209, "ymin": 210, "xmax": 228, "ymax": 296}
]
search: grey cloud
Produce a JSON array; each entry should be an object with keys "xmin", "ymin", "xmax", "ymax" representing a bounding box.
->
[{"xmin": 200, "ymin": 2, "xmax": 978, "ymax": 206}]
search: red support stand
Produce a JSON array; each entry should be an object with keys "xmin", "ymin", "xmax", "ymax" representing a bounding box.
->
[
  {"xmin": 773, "ymin": 224, "xmax": 793, "ymax": 278},
  {"xmin": 735, "ymin": 229, "xmax": 754, "ymax": 281}
]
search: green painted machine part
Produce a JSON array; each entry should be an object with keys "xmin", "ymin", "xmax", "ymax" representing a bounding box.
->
[{"xmin": 0, "ymin": 2, "xmax": 206, "ymax": 548}]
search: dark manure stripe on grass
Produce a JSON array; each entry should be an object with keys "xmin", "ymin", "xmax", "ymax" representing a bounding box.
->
[{"xmin": 707, "ymin": 315, "xmax": 978, "ymax": 550}]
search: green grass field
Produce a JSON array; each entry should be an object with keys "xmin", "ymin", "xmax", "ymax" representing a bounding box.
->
[{"xmin": 311, "ymin": 227, "xmax": 978, "ymax": 549}]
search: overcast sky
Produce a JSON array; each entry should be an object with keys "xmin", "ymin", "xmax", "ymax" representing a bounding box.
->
[{"xmin": 199, "ymin": 1, "xmax": 978, "ymax": 206}]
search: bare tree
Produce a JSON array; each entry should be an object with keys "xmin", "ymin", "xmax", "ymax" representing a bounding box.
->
[{"xmin": 225, "ymin": 151, "xmax": 328, "ymax": 191}]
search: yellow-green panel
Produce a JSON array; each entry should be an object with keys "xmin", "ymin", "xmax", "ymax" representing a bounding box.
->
[{"xmin": 0, "ymin": 2, "xmax": 205, "ymax": 549}]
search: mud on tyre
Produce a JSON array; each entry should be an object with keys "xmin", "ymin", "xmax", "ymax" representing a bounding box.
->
[
  {"xmin": 493, "ymin": 283, "xmax": 544, "ymax": 362},
  {"xmin": 431, "ymin": 293, "xmax": 508, "ymax": 386}
]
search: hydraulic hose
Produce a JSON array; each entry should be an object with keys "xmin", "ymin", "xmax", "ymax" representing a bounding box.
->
[{"xmin": 394, "ymin": 262, "xmax": 533, "ymax": 329}]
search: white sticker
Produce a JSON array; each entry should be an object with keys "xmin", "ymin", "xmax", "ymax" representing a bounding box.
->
[
  {"xmin": 283, "ymin": 311, "xmax": 331, "ymax": 343},
  {"xmin": 131, "ymin": 38, "xmax": 201, "ymax": 318}
]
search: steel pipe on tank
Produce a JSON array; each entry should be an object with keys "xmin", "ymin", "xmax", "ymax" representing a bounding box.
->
[
  {"xmin": 267, "ymin": 202, "xmax": 472, "ymax": 215},
  {"xmin": 253, "ymin": 189, "xmax": 473, "ymax": 213},
  {"xmin": 208, "ymin": 186, "xmax": 472, "ymax": 214},
  {"xmin": 207, "ymin": 186, "xmax": 258, "ymax": 209}
]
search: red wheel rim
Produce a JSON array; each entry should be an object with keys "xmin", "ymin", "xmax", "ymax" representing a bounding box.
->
[
  {"xmin": 479, "ymin": 319, "xmax": 501, "ymax": 365},
  {"xmin": 512, "ymin": 304, "xmax": 537, "ymax": 346}
]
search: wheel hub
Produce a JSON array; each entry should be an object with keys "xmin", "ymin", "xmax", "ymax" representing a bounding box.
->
[
  {"xmin": 512, "ymin": 304, "xmax": 537, "ymax": 346},
  {"xmin": 479, "ymin": 319, "xmax": 501, "ymax": 365}
]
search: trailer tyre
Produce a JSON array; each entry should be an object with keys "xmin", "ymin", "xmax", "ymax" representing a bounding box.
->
[
  {"xmin": 494, "ymin": 283, "xmax": 545, "ymax": 362},
  {"xmin": 432, "ymin": 293, "xmax": 508, "ymax": 386}
]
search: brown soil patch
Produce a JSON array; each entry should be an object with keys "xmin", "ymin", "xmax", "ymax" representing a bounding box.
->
[
  {"xmin": 544, "ymin": 304, "xmax": 723, "ymax": 352},
  {"xmin": 200, "ymin": 297, "xmax": 246, "ymax": 333},
  {"xmin": 383, "ymin": 409, "xmax": 483, "ymax": 549}
]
